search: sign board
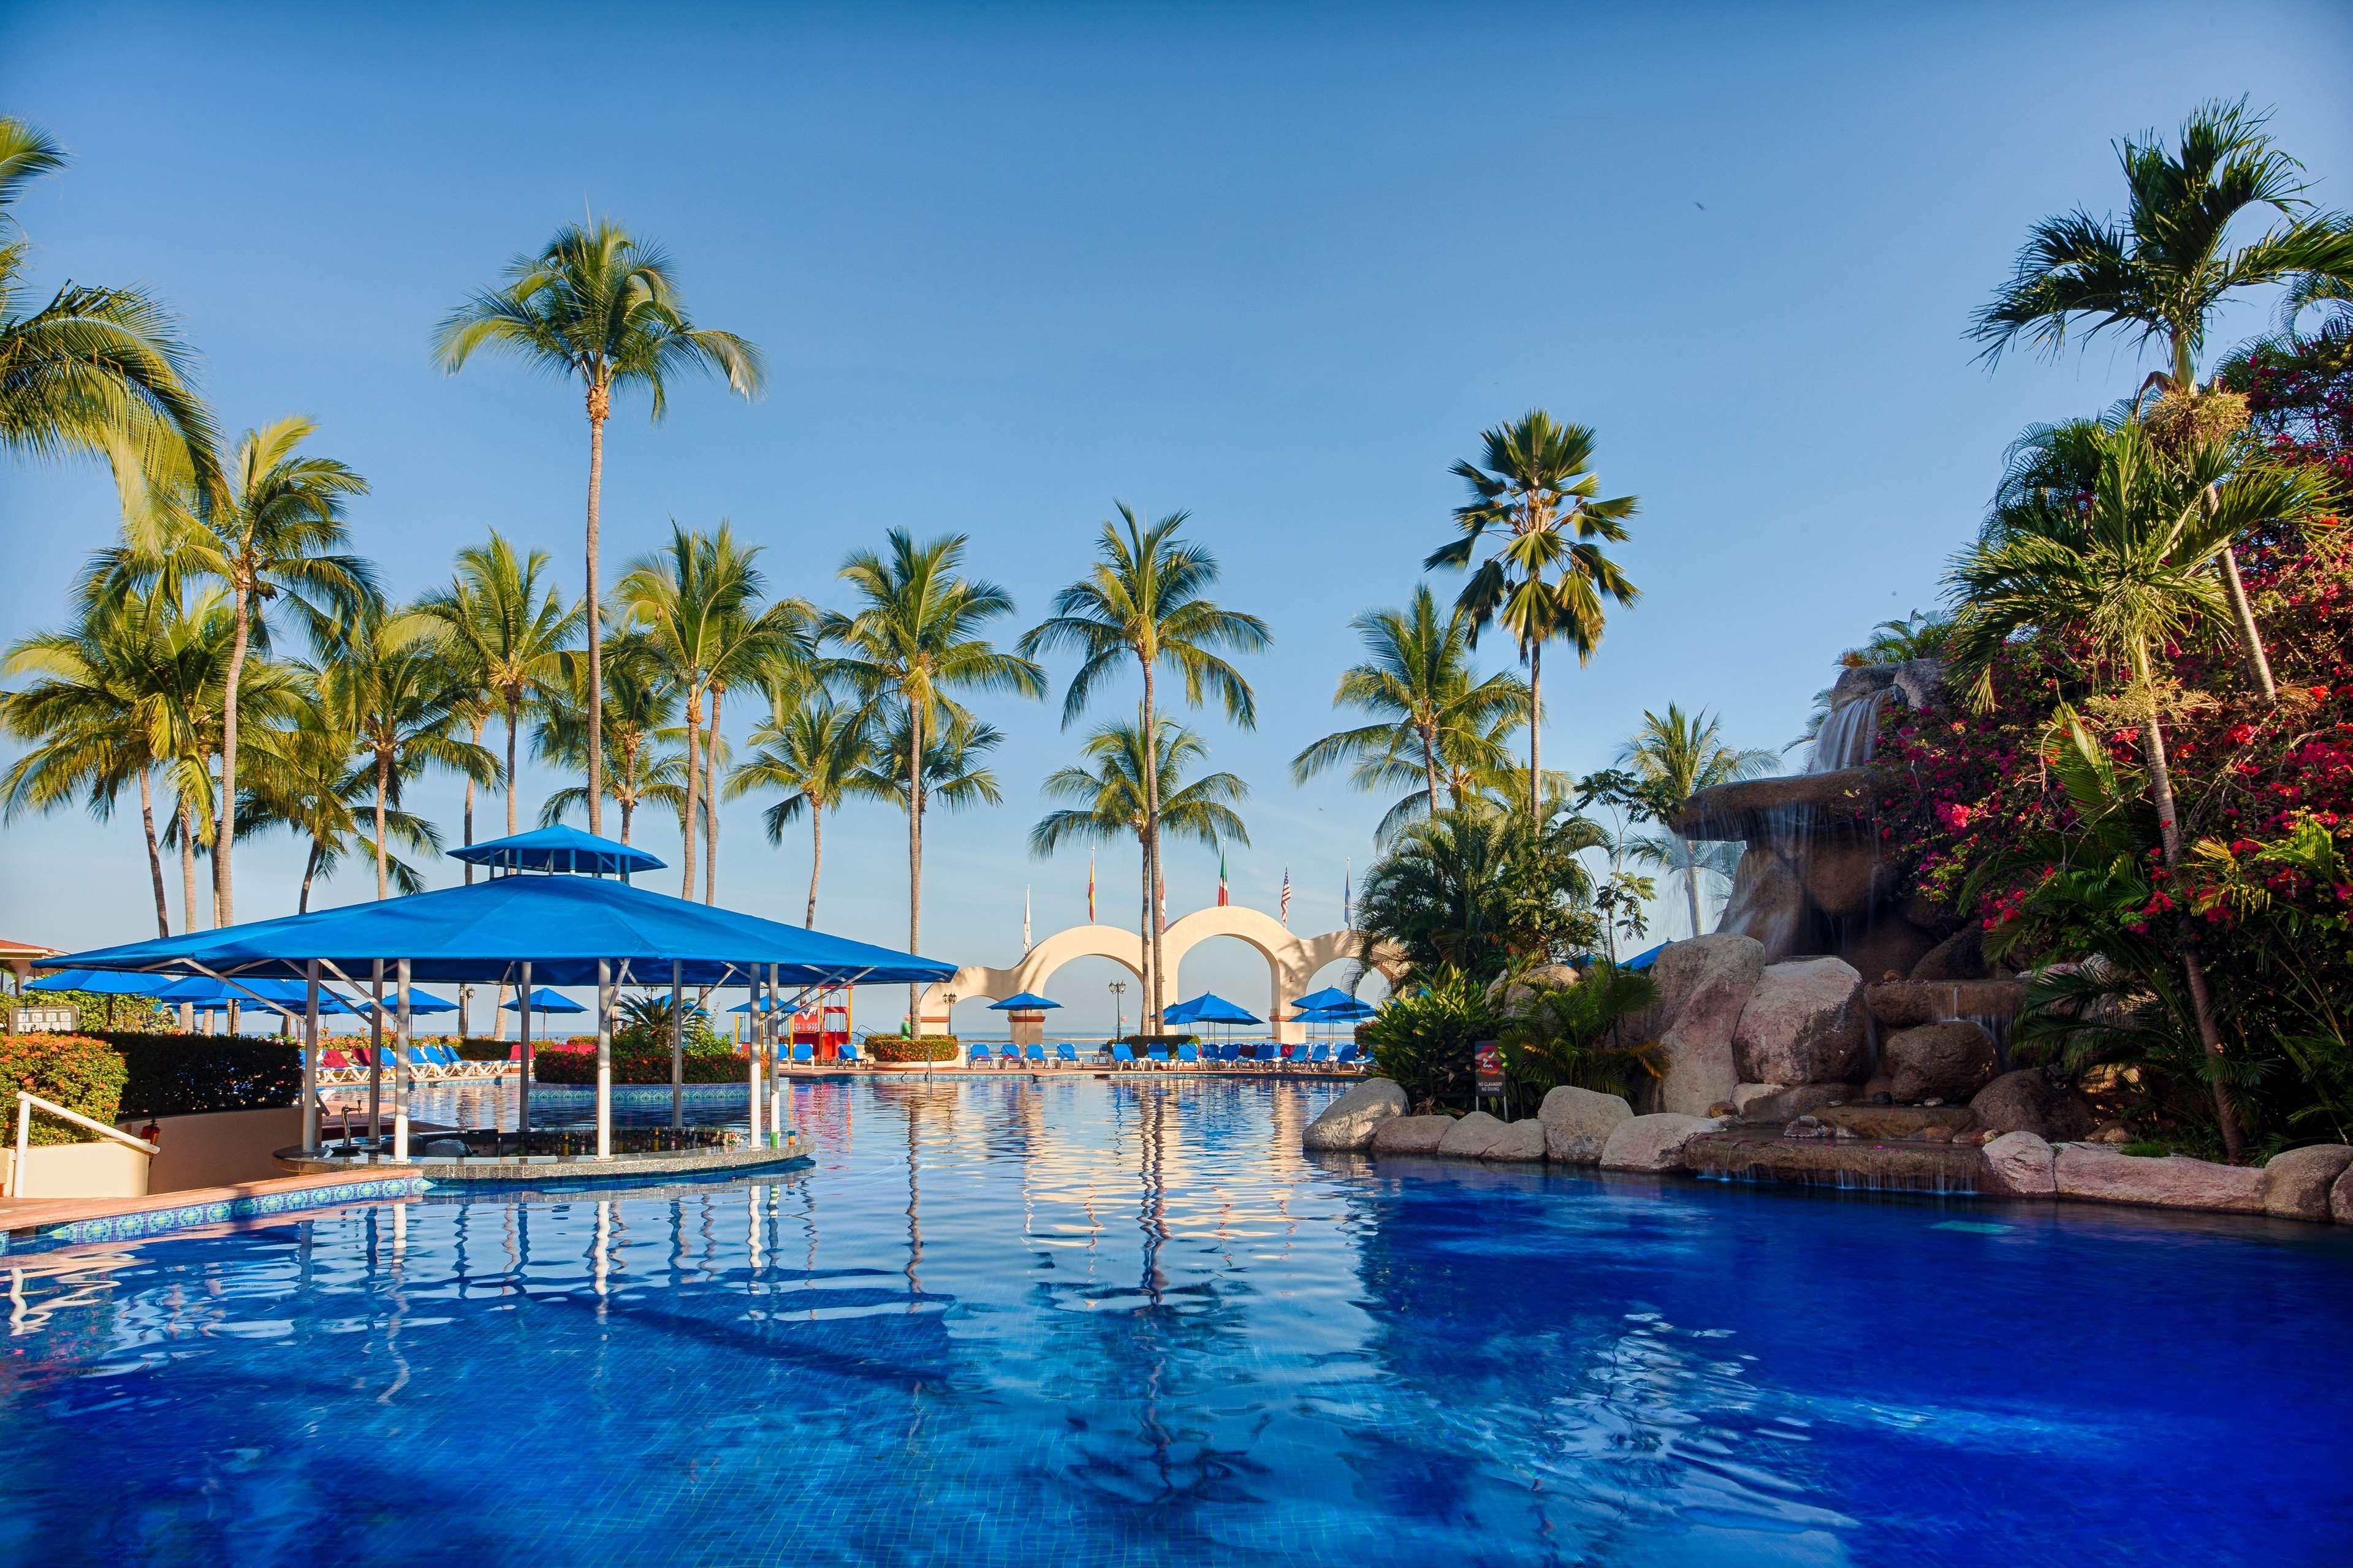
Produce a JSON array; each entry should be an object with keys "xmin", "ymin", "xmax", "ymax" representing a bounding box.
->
[
  {"xmin": 1473, "ymin": 1040, "xmax": 1505, "ymax": 1102},
  {"xmin": 12, "ymin": 1006, "xmax": 77, "ymax": 1034}
]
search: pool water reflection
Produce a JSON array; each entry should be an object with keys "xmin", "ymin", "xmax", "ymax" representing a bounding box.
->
[{"xmin": 3, "ymin": 1077, "xmax": 2349, "ymax": 1566}]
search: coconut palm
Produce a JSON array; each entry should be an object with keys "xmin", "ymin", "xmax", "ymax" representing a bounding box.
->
[
  {"xmin": 851, "ymin": 710, "xmax": 1006, "ymax": 1007},
  {"xmin": 1972, "ymin": 99, "xmax": 2353, "ymax": 701},
  {"xmin": 827, "ymin": 531, "xmax": 1043, "ymax": 1025},
  {"xmin": 238, "ymin": 705, "xmax": 439, "ymax": 912},
  {"xmin": 1019, "ymin": 506, "xmax": 1266, "ymax": 1031},
  {"xmin": 537, "ymin": 632, "xmax": 683, "ymax": 846},
  {"xmin": 433, "ymin": 221, "xmax": 765, "ymax": 834},
  {"xmin": 1426, "ymin": 412, "xmax": 1640, "ymax": 817},
  {"xmin": 1944, "ymin": 419, "xmax": 2331, "ymax": 1159},
  {"xmin": 1616, "ymin": 705, "xmax": 1779, "ymax": 937},
  {"xmin": 317, "ymin": 610, "xmax": 498, "ymax": 900},
  {"xmin": 725, "ymin": 683, "xmax": 875, "ymax": 926},
  {"xmin": 0, "ymin": 118, "xmax": 216, "ymax": 494},
  {"xmin": 1291, "ymin": 586, "xmax": 1526, "ymax": 842},
  {"xmin": 1032, "ymin": 716, "xmax": 1249, "ymax": 971},
  {"xmin": 617, "ymin": 522, "xmax": 811, "ymax": 901},
  {"xmin": 418, "ymin": 532, "xmax": 580, "ymax": 842}
]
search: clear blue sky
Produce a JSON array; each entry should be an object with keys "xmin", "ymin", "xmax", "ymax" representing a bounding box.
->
[{"xmin": 4, "ymin": 2, "xmax": 2349, "ymax": 1030}]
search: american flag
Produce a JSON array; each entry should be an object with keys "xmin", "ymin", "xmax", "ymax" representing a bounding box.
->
[{"xmin": 1279, "ymin": 866, "xmax": 1290, "ymax": 927}]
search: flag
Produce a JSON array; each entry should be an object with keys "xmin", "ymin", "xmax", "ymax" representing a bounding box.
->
[
  {"xmin": 1023, "ymin": 885, "xmax": 1032, "ymax": 950},
  {"xmin": 1279, "ymin": 866, "xmax": 1291, "ymax": 927},
  {"xmin": 1217, "ymin": 846, "xmax": 1229, "ymax": 907},
  {"xmin": 1087, "ymin": 852, "xmax": 1096, "ymax": 923},
  {"xmin": 1343, "ymin": 857, "xmax": 1352, "ymax": 926},
  {"xmin": 1157, "ymin": 866, "xmax": 1166, "ymax": 923}
]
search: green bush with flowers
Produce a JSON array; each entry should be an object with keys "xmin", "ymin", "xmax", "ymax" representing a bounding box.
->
[{"xmin": 0, "ymin": 1033, "xmax": 127, "ymax": 1144}]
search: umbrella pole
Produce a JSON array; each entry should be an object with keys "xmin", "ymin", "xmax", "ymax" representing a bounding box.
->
[
  {"xmin": 595, "ymin": 958, "xmax": 612, "ymax": 1159},
  {"xmin": 669, "ymin": 959, "xmax": 683, "ymax": 1133},
  {"xmin": 368, "ymin": 960, "xmax": 384, "ymax": 1145},
  {"xmin": 393, "ymin": 958, "xmax": 412, "ymax": 1163},
  {"xmin": 769, "ymin": 964, "xmax": 784, "ymax": 1143},
  {"xmin": 748, "ymin": 974, "xmax": 764, "ymax": 1148},
  {"xmin": 518, "ymin": 961, "xmax": 533, "ymax": 1159},
  {"xmin": 301, "ymin": 961, "xmax": 320, "ymax": 1154}
]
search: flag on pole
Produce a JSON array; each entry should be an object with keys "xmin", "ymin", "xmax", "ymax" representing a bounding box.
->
[
  {"xmin": 1157, "ymin": 866, "xmax": 1166, "ymax": 923},
  {"xmin": 1343, "ymin": 857, "xmax": 1352, "ymax": 926},
  {"xmin": 1024, "ymin": 885, "xmax": 1032, "ymax": 950},
  {"xmin": 1279, "ymin": 866, "xmax": 1291, "ymax": 927},
  {"xmin": 1087, "ymin": 852, "xmax": 1096, "ymax": 923},
  {"xmin": 1217, "ymin": 846, "xmax": 1230, "ymax": 907}
]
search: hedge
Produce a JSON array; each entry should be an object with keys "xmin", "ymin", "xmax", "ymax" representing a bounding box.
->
[
  {"xmin": 528, "ymin": 1047, "xmax": 745, "ymax": 1085},
  {"xmin": 6, "ymin": 989, "xmax": 169, "ymax": 1034},
  {"xmin": 0, "ymin": 1033, "xmax": 128, "ymax": 1144},
  {"xmin": 867, "ymin": 1035, "xmax": 959, "ymax": 1063},
  {"xmin": 79, "ymin": 1030, "xmax": 304, "ymax": 1118}
]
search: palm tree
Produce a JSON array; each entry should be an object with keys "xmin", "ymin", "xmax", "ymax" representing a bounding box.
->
[
  {"xmin": 1032, "ymin": 716, "xmax": 1249, "ymax": 964},
  {"xmin": 1615, "ymin": 705, "xmax": 1779, "ymax": 937},
  {"xmin": 113, "ymin": 417, "xmax": 378, "ymax": 923},
  {"xmin": 827, "ymin": 531, "xmax": 1043, "ymax": 1025},
  {"xmin": 1291, "ymin": 586, "xmax": 1526, "ymax": 841},
  {"xmin": 1972, "ymin": 99, "xmax": 2353, "ymax": 700},
  {"xmin": 851, "ymin": 710, "xmax": 1006, "ymax": 1006},
  {"xmin": 317, "ymin": 611, "xmax": 498, "ymax": 900},
  {"xmin": 418, "ymin": 532, "xmax": 580, "ymax": 844},
  {"xmin": 537, "ymin": 632, "xmax": 683, "ymax": 846},
  {"xmin": 1019, "ymin": 506, "xmax": 1267, "ymax": 1030},
  {"xmin": 1943, "ymin": 419, "xmax": 2330, "ymax": 1159},
  {"xmin": 238, "ymin": 705, "xmax": 439, "ymax": 912},
  {"xmin": 1426, "ymin": 412, "xmax": 1640, "ymax": 817},
  {"xmin": 726, "ymin": 683, "xmax": 875, "ymax": 926},
  {"xmin": 433, "ymin": 221, "xmax": 765, "ymax": 835},
  {"xmin": 617, "ymin": 522, "xmax": 810, "ymax": 901},
  {"xmin": 0, "ymin": 118, "xmax": 216, "ymax": 494}
]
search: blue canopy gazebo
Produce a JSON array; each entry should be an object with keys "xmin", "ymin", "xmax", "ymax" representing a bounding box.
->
[{"xmin": 51, "ymin": 828, "xmax": 956, "ymax": 1162}]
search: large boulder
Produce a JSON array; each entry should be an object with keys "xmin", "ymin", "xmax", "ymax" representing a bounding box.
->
[
  {"xmin": 2052, "ymin": 1145, "xmax": 2265, "ymax": 1213},
  {"xmin": 1735, "ymin": 1083, "xmax": 1850, "ymax": 1122},
  {"xmin": 1910, "ymin": 927, "xmax": 1990, "ymax": 983},
  {"xmin": 1370, "ymin": 1114, "xmax": 1453, "ymax": 1156},
  {"xmin": 2335, "ymin": 1165, "xmax": 2353, "ymax": 1225},
  {"xmin": 1798, "ymin": 836, "xmax": 1897, "ymax": 920},
  {"xmin": 1885, "ymin": 1021, "xmax": 1999, "ymax": 1103},
  {"xmin": 1487, "ymin": 963, "xmax": 1581, "ymax": 1018},
  {"xmin": 1599, "ymin": 1112, "xmax": 1718, "ymax": 1172},
  {"xmin": 1732, "ymin": 958, "xmax": 1867, "ymax": 1085},
  {"xmin": 1651, "ymin": 934, "xmax": 1763, "ymax": 1116},
  {"xmin": 1301, "ymin": 1077, "xmax": 1407, "ymax": 1152},
  {"xmin": 2262, "ymin": 1145, "xmax": 2353, "ymax": 1222},
  {"xmin": 1839, "ymin": 919, "xmax": 1942, "ymax": 986},
  {"xmin": 1865, "ymin": 979, "xmax": 2026, "ymax": 1031},
  {"xmin": 1539, "ymin": 1085, "xmax": 1632, "ymax": 1164},
  {"xmin": 1969, "ymin": 1069, "xmax": 2097, "ymax": 1142},
  {"xmin": 1980, "ymin": 1131, "xmax": 2056, "ymax": 1197},
  {"xmin": 1713, "ymin": 846, "xmax": 1814, "ymax": 961},
  {"xmin": 1435, "ymin": 1111, "xmax": 1512, "ymax": 1159},
  {"xmin": 1483, "ymin": 1118, "xmax": 1549, "ymax": 1163}
]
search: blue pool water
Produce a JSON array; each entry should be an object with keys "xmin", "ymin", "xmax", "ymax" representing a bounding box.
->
[{"xmin": 4, "ymin": 1077, "xmax": 2349, "ymax": 1566}]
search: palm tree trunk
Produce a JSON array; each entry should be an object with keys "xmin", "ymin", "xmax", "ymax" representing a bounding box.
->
[
  {"xmin": 1526, "ymin": 640, "xmax": 1543, "ymax": 819},
  {"xmin": 138, "ymin": 770, "xmax": 170, "ymax": 937},
  {"xmin": 2140, "ymin": 672, "xmax": 2245, "ymax": 1160},
  {"xmin": 300, "ymin": 841, "xmax": 321, "ymax": 915},
  {"xmin": 620, "ymin": 797, "xmax": 633, "ymax": 846},
  {"xmin": 180, "ymin": 797, "xmax": 205, "ymax": 933},
  {"xmin": 2214, "ymin": 536, "xmax": 2276, "ymax": 702},
  {"xmin": 504, "ymin": 694, "xmax": 521, "ymax": 836},
  {"xmin": 1684, "ymin": 861, "xmax": 1704, "ymax": 939},
  {"xmin": 463, "ymin": 713, "xmax": 483, "ymax": 885},
  {"xmin": 680, "ymin": 690, "xmax": 702, "ymax": 900},
  {"xmin": 583, "ymin": 390, "xmax": 607, "ymax": 836},
  {"xmin": 1423, "ymin": 729, "xmax": 1441, "ymax": 820},
  {"xmin": 705, "ymin": 686, "xmax": 721, "ymax": 904},
  {"xmin": 1139, "ymin": 832, "xmax": 1152, "ymax": 1035},
  {"xmin": 1141, "ymin": 667, "xmax": 1163, "ymax": 1032},
  {"xmin": 215, "ymin": 582, "xmax": 250, "ymax": 924},
  {"xmin": 907, "ymin": 700, "xmax": 926, "ymax": 1032},
  {"xmin": 373, "ymin": 751, "xmax": 391, "ymax": 901},
  {"xmin": 807, "ymin": 810, "xmax": 823, "ymax": 928}
]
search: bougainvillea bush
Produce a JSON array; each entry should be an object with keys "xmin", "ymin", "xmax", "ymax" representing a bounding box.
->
[{"xmin": 0, "ymin": 1034, "xmax": 128, "ymax": 1143}]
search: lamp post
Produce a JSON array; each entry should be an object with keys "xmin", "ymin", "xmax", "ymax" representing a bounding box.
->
[{"xmin": 1109, "ymin": 980, "xmax": 1127, "ymax": 1042}]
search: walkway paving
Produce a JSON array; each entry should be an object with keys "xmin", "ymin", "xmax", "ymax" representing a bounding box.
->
[{"xmin": 0, "ymin": 1168, "xmax": 419, "ymax": 1243}]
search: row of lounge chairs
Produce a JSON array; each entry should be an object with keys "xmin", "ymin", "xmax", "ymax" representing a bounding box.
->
[
  {"xmin": 317, "ymin": 1043, "xmax": 507, "ymax": 1086},
  {"xmin": 967, "ymin": 1041, "xmax": 1366, "ymax": 1071}
]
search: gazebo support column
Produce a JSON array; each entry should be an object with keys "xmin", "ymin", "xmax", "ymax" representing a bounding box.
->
[
  {"xmin": 301, "ymin": 961, "xmax": 321, "ymax": 1153},
  {"xmin": 669, "ymin": 959, "xmax": 683, "ymax": 1132},
  {"xmin": 517, "ymin": 960, "xmax": 534, "ymax": 1158},
  {"xmin": 595, "ymin": 958, "xmax": 613, "ymax": 1159},
  {"xmin": 769, "ymin": 966, "xmax": 785, "ymax": 1143},
  {"xmin": 393, "ymin": 958, "xmax": 412, "ymax": 1163},
  {"xmin": 748, "ymin": 969, "xmax": 765, "ymax": 1148},
  {"xmin": 368, "ymin": 960, "xmax": 385, "ymax": 1145}
]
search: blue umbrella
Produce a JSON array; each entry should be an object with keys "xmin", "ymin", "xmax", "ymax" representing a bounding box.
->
[
  {"xmin": 1622, "ymin": 942, "xmax": 1668, "ymax": 972},
  {"xmin": 1289, "ymin": 986, "xmax": 1355, "ymax": 1013},
  {"xmin": 501, "ymin": 986, "xmax": 586, "ymax": 1015},
  {"xmin": 151, "ymin": 974, "xmax": 370, "ymax": 1015},
  {"xmin": 450, "ymin": 824, "xmax": 664, "ymax": 878},
  {"xmin": 1301, "ymin": 997, "xmax": 1375, "ymax": 1021},
  {"xmin": 728, "ymin": 994, "xmax": 788, "ymax": 1014},
  {"xmin": 987, "ymin": 991, "xmax": 1061, "ymax": 1010},
  {"xmin": 26, "ymin": 968, "xmax": 173, "ymax": 996},
  {"xmin": 1165, "ymin": 991, "xmax": 1260, "ymax": 1026}
]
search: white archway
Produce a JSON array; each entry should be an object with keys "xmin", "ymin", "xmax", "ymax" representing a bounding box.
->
[{"xmin": 918, "ymin": 906, "xmax": 1401, "ymax": 1044}]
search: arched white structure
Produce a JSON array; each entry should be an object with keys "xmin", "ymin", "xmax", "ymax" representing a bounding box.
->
[{"xmin": 919, "ymin": 906, "xmax": 1402, "ymax": 1043}]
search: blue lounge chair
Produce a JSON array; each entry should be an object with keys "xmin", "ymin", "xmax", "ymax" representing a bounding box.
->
[
  {"xmin": 1177, "ymin": 1042, "xmax": 1199, "ymax": 1066},
  {"xmin": 1056, "ymin": 1042, "xmax": 1079, "ymax": 1065},
  {"xmin": 968, "ymin": 1042, "xmax": 994, "ymax": 1066},
  {"xmin": 1336, "ymin": 1042, "xmax": 1361, "ymax": 1070},
  {"xmin": 793, "ymin": 1042, "xmax": 815, "ymax": 1066},
  {"xmin": 837, "ymin": 1039, "xmax": 861, "ymax": 1065},
  {"xmin": 1217, "ymin": 1042, "xmax": 1240, "ymax": 1066},
  {"xmin": 1147, "ymin": 1045, "xmax": 1171, "ymax": 1068},
  {"xmin": 1309, "ymin": 1043, "xmax": 1333, "ymax": 1065},
  {"xmin": 1025, "ymin": 1043, "xmax": 1047, "ymax": 1065},
  {"xmin": 1111, "ymin": 1042, "xmax": 1137, "ymax": 1069}
]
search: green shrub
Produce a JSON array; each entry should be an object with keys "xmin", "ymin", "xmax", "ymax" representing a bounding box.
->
[
  {"xmin": 528, "ymin": 1047, "xmax": 745, "ymax": 1085},
  {"xmin": 6, "ymin": 990, "xmax": 170, "ymax": 1034},
  {"xmin": 1361, "ymin": 972, "xmax": 1497, "ymax": 1112},
  {"xmin": 80, "ymin": 1031, "xmax": 304, "ymax": 1117},
  {"xmin": 614, "ymin": 994, "xmax": 732, "ymax": 1056},
  {"xmin": 1496, "ymin": 963, "xmax": 1665, "ymax": 1113},
  {"xmin": 454, "ymin": 1040, "xmax": 512, "ymax": 1062},
  {"xmin": 867, "ymin": 1034, "xmax": 958, "ymax": 1064},
  {"xmin": 0, "ymin": 1033, "xmax": 128, "ymax": 1144}
]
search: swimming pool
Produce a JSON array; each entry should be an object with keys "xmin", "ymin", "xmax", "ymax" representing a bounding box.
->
[{"xmin": 4, "ymin": 1077, "xmax": 2348, "ymax": 1565}]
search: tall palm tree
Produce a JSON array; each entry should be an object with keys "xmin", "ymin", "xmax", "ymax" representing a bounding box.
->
[
  {"xmin": 238, "ymin": 704, "xmax": 439, "ymax": 912},
  {"xmin": 433, "ymin": 221, "xmax": 765, "ymax": 835},
  {"xmin": 1943, "ymin": 420, "xmax": 2329, "ymax": 1160},
  {"xmin": 617, "ymin": 522, "xmax": 810, "ymax": 901},
  {"xmin": 418, "ymin": 532, "xmax": 581, "ymax": 839},
  {"xmin": 317, "ymin": 611, "xmax": 498, "ymax": 900},
  {"xmin": 1426, "ymin": 412, "xmax": 1640, "ymax": 817},
  {"xmin": 1032, "ymin": 716, "xmax": 1249, "ymax": 965},
  {"xmin": 0, "ymin": 118, "xmax": 217, "ymax": 494},
  {"xmin": 1972, "ymin": 98, "xmax": 2353, "ymax": 700},
  {"xmin": 1615, "ymin": 704, "xmax": 1779, "ymax": 937},
  {"xmin": 827, "ymin": 531, "xmax": 1043, "ymax": 1025},
  {"xmin": 1019, "ymin": 506, "xmax": 1266, "ymax": 1029},
  {"xmin": 113, "ymin": 417, "xmax": 378, "ymax": 923},
  {"xmin": 1291, "ymin": 586, "xmax": 1526, "ymax": 841},
  {"xmin": 725, "ymin": 683, "xmax": 875, "ymax": 926},
  {"xmin": 537, "ymin": 631, "xmax": 682, "ymax": 846},
  {"xmin": 851, "ymin": 710, "xmax": 1006, "ymax": 1009}
]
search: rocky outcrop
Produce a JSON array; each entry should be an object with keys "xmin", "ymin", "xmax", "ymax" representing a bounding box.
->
[
  {"xmin": 2335, "ymin": 1165, "xmax": 2353, "ymax": 1225},
  {"xmin": 2262, "ymin": 1145, "xmax": 2353, "ymax": 1221},
  {"xmin": 1981, "ymin": 1131, "xmax": 2057, "ymax": 1197},
  {"xmin": 1732, "ymin": 958, "xmax": 1866, "ymax": 1085},
  {"xmin": 1600, "ymin": 1113, "xmax": 1719, "ymax": 1172},
  {"xmin": 2051, "ymin": 1145, "xmax": 2265, "ymax": 1213},
  {"xmin": 1865, "ymin": 979, "xmax": 2026, "ymax": 1031},
  {"xmin": 1670, "ymin": 768, "xmax": 1874, "ymax": 841},
  {"xmin": 1734, "ymin": 1083, "xmax": 1850, "ymax": 1121},
  {"xmin": 1817, "ymin": 1104, "xmax": 1974, "ymax": 1140},
  {"xmin": 1539, "ymin": 1085, "xmax": 1632, "ymax": 1164},
  {"xmin": 1713, "ymin": 845, "xmax": 1815, "ymax": 960},
  {"xmin": 1301, "ymin": 1078, "xmax": 1407, "ymax": 1152},
  {"xmin": 1885, "ymin": 1021, "xmax": 1999, "ymax": 1103},
  {"xmin": 1487, "ymin": 963, "xmax": 1580, "ymax": 1017},
  {"xmin": 1651, "ymin": 935, "xmax": 1762, "ymax": 1116},
  {"xmin": 1435, "ymin": 1111, "xmax": 1511, "ymax": 1159},
  {"xmin": 1910, "ymin": 927, "xmax": 1990, "ymax": 983},
  {"xmin": 1682, "ymin": 1128, "xmax": 1980, "ymax": 1191},
  {"xmin": 1369, "ymin": 1115, "xmax": 1453, "ymax": 1156},
  {"xmin": 1799, "ymin": 840, "xmax": 1898, "ymax": 920},
  {"xmin": 1839, "ymin": 920, "xmax": 1943, "ymax": 986},
  {"xmin": 1969, "ymin": 1069, "xmax": 2097, "ymax": 1142},
  {"xmin": 1483, "ymin": 1118, "xmax": 1549, "ymax": 1162}
]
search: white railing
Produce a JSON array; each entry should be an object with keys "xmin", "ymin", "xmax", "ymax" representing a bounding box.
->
[{"xmin": 6, "ymin": 1093, "xmax": 161, "ymax": 1200}]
